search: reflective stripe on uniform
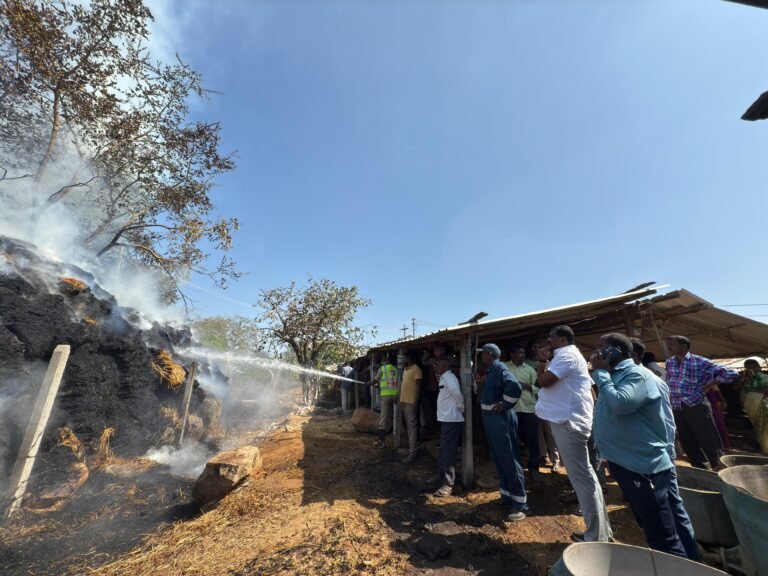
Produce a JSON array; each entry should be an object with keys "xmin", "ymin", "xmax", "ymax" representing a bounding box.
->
[{"xmin": 499, "ymin": 488, "xmax": 527, "ymax": 503}]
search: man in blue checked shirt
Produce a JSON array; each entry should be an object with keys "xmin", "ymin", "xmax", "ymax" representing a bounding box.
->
[
  {"xmin": 665, "ymin": 335, "xmax": 739, "ymax": 469},
  {"xmin": 474, "ymin": 343, "xmax": 528, "ymax": 522}
]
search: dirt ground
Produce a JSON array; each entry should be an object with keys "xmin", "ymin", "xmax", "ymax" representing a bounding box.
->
[
  {"xmin": 5, "ymin": 408, "xmax": 757, "ymax": 576},
  {"xmin": 61, "ymin": 411, "xmax": 653, "ymax": 576}
]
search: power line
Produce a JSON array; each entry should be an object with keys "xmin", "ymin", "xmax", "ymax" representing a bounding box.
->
[{"xmin": 720, "ymin": 303, "xmax": 768, "ymax": 307}]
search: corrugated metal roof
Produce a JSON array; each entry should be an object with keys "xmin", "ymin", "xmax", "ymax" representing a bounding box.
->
[
  {"xmin": 367, "ymin": 286, "xmax": 768, "ymax": 360},
  {"xmin": 637, "ymin": 289, "xmax": 768, "ymax": 358},
  {"xmin": 369, "ymin": 284, "xmax": 664, "ymax": 351}
]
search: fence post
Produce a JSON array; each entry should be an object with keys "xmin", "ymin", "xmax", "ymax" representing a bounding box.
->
[
  {"xmin": 177, "ymin": 362, "xmax": 198, "ymax": 447},
  {"xmin": 4, "ymin": 345, "xmax": 70, "ymax": 519},
  {"xmin": 461, "ymin": 334, "xmax": 474, "ymax": 487}
]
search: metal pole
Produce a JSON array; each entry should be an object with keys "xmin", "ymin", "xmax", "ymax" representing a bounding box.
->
[
  {"xmin": 461, "ymin": 334, "xmax": 474, "ymax": 487},
  {"xmin": 177, "ymin": 362, "xmax": 198, "ymax": 447},
  {"xmin": 4, "ymin": 345, "xmax": 70, "ymax": 519}
]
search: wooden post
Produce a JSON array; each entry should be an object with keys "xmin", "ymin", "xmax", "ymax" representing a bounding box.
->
[
  {"xmin": 461, "ymin": 334, "xmax": 474, "ymax": 487},
  {"xmin": 369, "ymin": 352, "xmax": 377, "ymax": 410},
  {"xmin": 624, "ymin": 306, "xmax": 635, "ymax": 336},
  {"xmin": 649, "ymin": 307, "xmax": 669, "ymax": 358},
  {"xmin": 4, "ymin": 345, "xmax": 70, "ymax": 519},
  {"xmin": 354, "ymin": 370, "xmax": 360, "ymax": 410},
  {"xmin": 393, "ymin": 349, "xmax": 405, "ymax": 450},
  {"xmin": 177, "ymin": 362, "xmax": 198, "ymax": 447}
]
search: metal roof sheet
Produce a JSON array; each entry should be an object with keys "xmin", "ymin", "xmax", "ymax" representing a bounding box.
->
[
  {"xmin": 369, "ymin": 284, "xmax": 664, "ymax": 351},
  {"xmin": 367, "ymin": 286, "xmax": 768, "ymax": 360}
]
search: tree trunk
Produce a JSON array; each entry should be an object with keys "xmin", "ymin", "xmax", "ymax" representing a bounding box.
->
[{"xmin": 37, "ymin": 84, "xmax": 63, "ymax": 182}]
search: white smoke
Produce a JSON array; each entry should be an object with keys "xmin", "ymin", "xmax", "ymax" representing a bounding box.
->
[
  {"xmin": 144, "ymin": 441, "xmax": 212, "ymax": 479},
  {"xmin": 0, "ymin": 155, "xmax": 185, "ymax": 326}
]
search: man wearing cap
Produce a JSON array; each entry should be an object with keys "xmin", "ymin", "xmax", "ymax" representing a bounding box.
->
[{"xmin": 475, "ymin": 343, "xmax": 528, "ymax": 522}]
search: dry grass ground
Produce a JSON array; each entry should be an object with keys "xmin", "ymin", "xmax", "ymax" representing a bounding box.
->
[{"xmin": 83, "ymin": 412, "xmax": 649, "ymax": 576}]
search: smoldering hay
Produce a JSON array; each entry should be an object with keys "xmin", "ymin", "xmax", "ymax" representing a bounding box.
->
[{"xmin": 0, "ymin": 235, "xmax": 224, "ymax": 501}]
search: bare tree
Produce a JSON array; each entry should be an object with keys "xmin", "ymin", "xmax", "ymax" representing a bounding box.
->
[{"xmin": 0, "ymin": 0, "xmax": 238, "ymax": 300}]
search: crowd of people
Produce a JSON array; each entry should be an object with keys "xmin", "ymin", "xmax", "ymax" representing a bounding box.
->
[{"xmin": 347, "ymin": 324, "xmax": 767, "ymax": 562}]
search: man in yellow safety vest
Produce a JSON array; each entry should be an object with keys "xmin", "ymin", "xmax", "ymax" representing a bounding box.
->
[{"xmin": 373, "ymin": 353, "xmax": 399, "ymax": 447}]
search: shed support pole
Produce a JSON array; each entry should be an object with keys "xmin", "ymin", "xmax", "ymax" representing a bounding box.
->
[
  {"xmin": 369, "ymin": 353, "xmax": 377, "ymax": 411},
  {"xmin": 624, "ymin": 306, "xmax": 634, "ymax": 336},
  {"xmin": 177, "ymin": 362, "xmax": 198, "ymax": 447},
  {"xmin": 461, "ymin": 334, "xmax": 474, "ymax": 487},
  {"xmin": 649, "ymin": 307, "xmax": 669, "ymax": 358},
  {"xmin": 393, "ymin": 348, "xmax": 405, "ymax": 450},
  {"xmin": 4, "ymin": 345, "xmax": 70, "ymax": 520},
  {"xmin": 354, "ymin": 371, "xmax": 359, "ymax": 410}
]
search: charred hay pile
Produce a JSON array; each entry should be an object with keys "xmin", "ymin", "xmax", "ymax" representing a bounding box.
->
[
  {"xmin": 0, "ymin": 236, "xmax": 224, "ymax": 474},
  {"xmin": 0, "ymin": 236, "xmax": 227, "ymax": 574}
]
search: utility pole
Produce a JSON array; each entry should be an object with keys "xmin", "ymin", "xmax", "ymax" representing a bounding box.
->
[
  {"xmin": 411, "ymin": 318, "xmax": 416, "ymax": 337},
  {"xmin": 400, "ymin": 325, "xmax": 408, "ymax": 339}
]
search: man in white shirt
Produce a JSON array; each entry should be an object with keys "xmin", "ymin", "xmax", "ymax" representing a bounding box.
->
[
  {"xmin": 535, "ymin": 325, "xmax": 612, "ymax": 542},
  {"xmin": 432, "ymin": 356, "xmax": 464, "ymax": 497}
]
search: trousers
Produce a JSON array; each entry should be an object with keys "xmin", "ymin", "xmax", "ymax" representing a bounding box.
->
[
  {"xmin": 437, "ymin": 421, "xmax": 463, "ymax": 486},
  {"xmin": 550, "ymin": 420, "xmax": 612, "ymax": 542},
  {"xmin": 516, "ymin": 412, "xmax": 541, "ymax": 471},
  {"xmin": 377, "ymin": 395, "xmax": 395, "ymax": 440},
  {"xmin": 401, "ymin": 402, "xmax": 419, "ymax": 455},
  {"xmin": 482, "ymin": 409, "xmax": 527, "ymax": 509},
  {"xmin": 609, "ymin": 462, "xmax": 699, "ymax": 560},
  {"xmin": 538, "ymin": 419, "xmax": 560, "ymax": 465},
  {"xmin": 673, "ymin": 400, "xmax": 723, "ymax": 469}
]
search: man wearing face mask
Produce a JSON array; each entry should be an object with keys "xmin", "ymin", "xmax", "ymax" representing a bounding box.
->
[{"xmin": 591, "ymin": 333, "xmax": 694, "ymax": 559}]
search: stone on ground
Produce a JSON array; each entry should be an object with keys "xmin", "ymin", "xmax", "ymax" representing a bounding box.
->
[
  {"xmin": 193, "ymin": 445, "xmax": 262, "ymax": 506},
  {"xmin": 351, "ymin": 408, "xmax": 379, "ymax": 433},
  {"xmin": 185, "ymin": 414, "xmax": 205, "ymax": 442}
]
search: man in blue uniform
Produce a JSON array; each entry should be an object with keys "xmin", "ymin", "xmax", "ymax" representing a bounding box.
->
[{"xmin": 474, "ymin": 343, "xmax": 528, "ymax": 521}]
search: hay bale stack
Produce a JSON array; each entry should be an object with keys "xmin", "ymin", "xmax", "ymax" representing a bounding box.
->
[
  {"xmin": 152, "ymin": 350, "xmax": 186, "ymax": 391},
  {"xmin": 59, "ymin": 276, "xmax": 87, "ymax": 295}
]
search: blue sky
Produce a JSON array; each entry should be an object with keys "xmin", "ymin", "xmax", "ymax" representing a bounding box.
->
[{"xmin": 148, "ymin": 1, "xmax": 768, "ymax": 342}]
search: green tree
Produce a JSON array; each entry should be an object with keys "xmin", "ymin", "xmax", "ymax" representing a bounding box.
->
[
  {"xmin": 256, "ymin": 278, "xmax": 373, "ymax": 368},
  {"xmin": 191, "ymin": 315, "xmax": 262, "ymax": 353}
]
